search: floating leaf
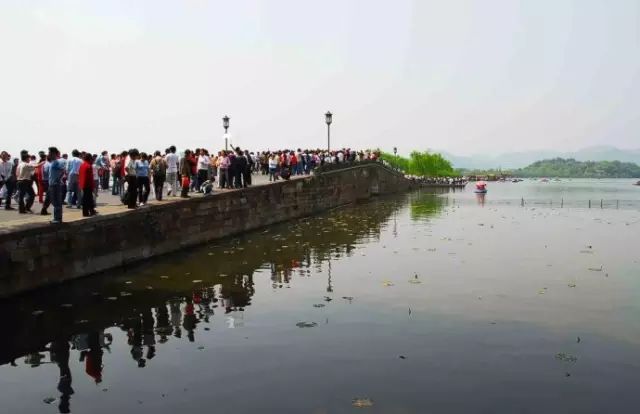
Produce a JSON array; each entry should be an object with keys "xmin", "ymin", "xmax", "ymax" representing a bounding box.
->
[
  {"xmin": 383, "ymin": 281, "xmax": 394, "ymax": 287},
  {"xmin": 43, "ymin": 397, "xmax": 56, "ymax": 404},
  {"xmin": 555, "ymin": 352, "xmax": 578, "ymax": 363},
  {"xmin": 568, "ymin": 283, "xmax": 576, "ymax": 288},
  {"xmin": 32, "ymin": 310, "xmax": 44, "ymax": 316},
  {"xmin": 160, "ymin": 275, "xmax": 169, "ymax": 279},
  {"xmin": 295, "ymin": 322, "xmax": 317, "ymax": 328},
  {"xmin": 313, "ymin": 304, "xmax": 325, "ymax": 308},
  {"xmin": 192, "ymin": 280, "xmax": 202, "ymax": 284},
  {"xmin": 352, "ymin": 398, "xmax": 374, "ymax": 408}
]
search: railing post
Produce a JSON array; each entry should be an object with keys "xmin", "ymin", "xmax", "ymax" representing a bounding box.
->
[
  {"xmin": 588, "ymin": 200, "xmax": 591, "ymax": 208},
  {"xmin": 561, "ymin": 198, "xmax": 563, "ymax": 208}
]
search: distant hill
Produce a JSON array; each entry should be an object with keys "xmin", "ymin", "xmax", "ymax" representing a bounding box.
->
[
  {"xmin": 441, "ymin": 146, "xmax": 640, "ymax": 169},
  {"xmin": 513, "ymin": 158, "xmax": 640, "ymax": 178}
]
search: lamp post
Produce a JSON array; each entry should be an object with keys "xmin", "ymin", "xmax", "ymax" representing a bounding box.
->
[
  {"xmin": 325, "ymin": 111, "xmax": 332, "ymax": 152},
  {"xmin": 222, "ymin": 115, "xmax": 230, "ymax": 151},
  {"xmin": 393, "ymin": 147, "xmax": 398, "ymax": 170}
]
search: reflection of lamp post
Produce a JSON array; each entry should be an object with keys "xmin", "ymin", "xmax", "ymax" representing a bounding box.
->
[
  {"xmin": 327, "ymin": 257, "xmax": 333, "ymax": 293},
  {"xmin": 223, "ymin": 115, "xmax": 230, "ymax": 151},
  {"xmin": 325, "ymin": 111, "xmax": 332, "ymax": 152}
]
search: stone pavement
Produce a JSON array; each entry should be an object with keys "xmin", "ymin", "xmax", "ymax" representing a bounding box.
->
[{"xmin": 0, "ymin": 173, "xmax": 302, "ymax": 232}]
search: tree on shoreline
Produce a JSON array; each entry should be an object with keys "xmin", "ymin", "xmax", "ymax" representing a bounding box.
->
[
  {"xmin": 380, "ymin": 150, "xmax": 456, "ymax": 177},
  {"xmin": 513, "ymin": 158, "xmax": 640, "ymax": 178}
]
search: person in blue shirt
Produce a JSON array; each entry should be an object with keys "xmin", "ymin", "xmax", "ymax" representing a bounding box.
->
[
  {"xmin": 65, "ymin": 149, "xmax": 82, "ymax": 208},
  {"xmin": 47, "ymin": 147, "xmax": 66, "ymax": 224},
  {"xmin": 135, "ymin": 152, "xmax": 150, "ymax": 206}
]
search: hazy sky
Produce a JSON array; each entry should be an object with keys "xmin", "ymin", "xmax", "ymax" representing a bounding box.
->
[{"xmin": 1, "ymin": 0, "xmax": 639, "ymax": 156}]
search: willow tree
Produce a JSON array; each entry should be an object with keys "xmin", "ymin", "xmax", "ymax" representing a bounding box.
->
[{"xmin": 380, "ymin": 150, "xmax": 456, "ymax": 177}]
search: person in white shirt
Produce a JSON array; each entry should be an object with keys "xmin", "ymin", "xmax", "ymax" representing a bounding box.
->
[
  {"xmin": 16, "ymin": 151, "xmax": 36, "ymax": 213},
  {"xmin": 164, "ymin": 146, "xmax": 179, "ymax": 197},
  {"xmin": 0, "ymin": 151, "xmax": 12, "ymax": 208},
  {"xmin": 196, "ymin": 149, "xmax": 211, "ymax": 193}
]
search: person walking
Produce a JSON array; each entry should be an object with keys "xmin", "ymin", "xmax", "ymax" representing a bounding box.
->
[
  {"xmin": 165, "ymin": 146, "xmax": 179, "ymax": 197},
  {"xmin": 40, "ymin": 155, "xmax": 51, "ymax": 215},
  {"xmin": 65, "ymin": 150, "xmax": 82, "ymax": 208},
  {"xmin": 179, "ymin": 150, "xmax": 193, "ymax": 198},
  {"xmin": 268, "ymin": 154, "xmax": 278, "ymax": 181},
  {"xmin": 219, "ymin": 151, "xmax": 230, "ymax": 189},
  {"xmin": 196, "ymin": 149, "xmax": 210, "ymax": 193},
  {"xmin": 16, "ymin": 151, "xmax": 36, "ymax": 214},
  {"xmin": 111, "ymin": 154, "xmax": 121, "ymax": 196},
  {"xmin": 125, "ymin": 149, "xmax": 138, "ymax": 209},
  {"xmin": 78, "ymin": 153, "xmax": 97, "ymax": 217},
  {"xmin": 0, "ymin": 151, "xmax": 14, "ymax": 210},
  {"xmin": 149, "ymin": 151, "xmax": 167, "ymax": 201},
  {"xmin": 47, "ymin": 147, "xmax": 65, "ymax": 224},
  {"xmin": 136, "ymin": 152, "xmax": 150, "ymax": 206}
]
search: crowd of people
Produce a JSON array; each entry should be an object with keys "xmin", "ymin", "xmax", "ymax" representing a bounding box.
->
[{"xmin": 0, "ymin": 146, "xmax": 382, "ymax": 224}]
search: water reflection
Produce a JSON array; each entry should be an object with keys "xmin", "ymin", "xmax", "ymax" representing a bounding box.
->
[
  {"xmin": 0, "ymin": 196, "xmax": 424, "ymax": 393},
  {"xmin": 409, "ymin": 190, "xmax": 447, "ymax": 220}
]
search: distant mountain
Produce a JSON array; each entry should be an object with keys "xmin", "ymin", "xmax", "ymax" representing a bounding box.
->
[
  {"xmin": 440, "ymin": 146, "xmax": 640, "ymax": 170},
  {"xmin": 514, "ymin": 158, "xmax": 640, "ymax": 178}
]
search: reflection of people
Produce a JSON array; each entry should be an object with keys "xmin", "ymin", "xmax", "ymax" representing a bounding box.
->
[
  {"xmin": 81, "ymin": 332, "xmax": 105, "ymax": 383},
  {"xmin": 183, "ymin": 297, "xmax": 197, "ymax": 342},
  {"xmin": 155, "ymin": 305, "xmax": 172, "ymax": 343},
  {"xmin": 475, "ymin": 192, "xmax": 486, "ymax": 207},
  {"xmin": 142, "ymin": 309, "xmax": 156, "ymax": 361},
  {"xmin": 50, "ymin": 338, "xmax": 73, "ymax": 414},
  {"xmin": 170, "ymin": 300, "xmax": 182, "ymax": 338},
  {"xmin": 127, "ymin": 315, "xmax": 146, "ymax": 368}
]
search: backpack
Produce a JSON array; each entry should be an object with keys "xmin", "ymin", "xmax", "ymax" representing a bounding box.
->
[{"xmin": 151, "ymin": 157, "xmax": 167, "ymax": 178}]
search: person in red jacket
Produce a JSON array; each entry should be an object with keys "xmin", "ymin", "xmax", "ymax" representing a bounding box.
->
[{"xmin": 78, "ymin": 153, "xmax": 96, "ymax": 217}]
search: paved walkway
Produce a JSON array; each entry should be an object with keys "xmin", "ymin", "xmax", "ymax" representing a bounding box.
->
[{"xmin": 0, "ymin": 174, "xmax": 304, "ymax": 232}]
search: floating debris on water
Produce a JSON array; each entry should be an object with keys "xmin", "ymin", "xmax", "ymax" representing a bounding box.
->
[
  {"xmin": 352, "ymin": 398, "xmax": 374, "ymax": 408},
  {"xmin": 160, "ymin": 275, "xmax": 169, "ymax": 279},
  {"xmin": 383, "ymin": 281, "xmax": 394, "ymax": 287},
  {"xmin": 323, "ymin": 296, "xmax": 333, "ymax": 302},
  {"xmin": 568, "ymin": 283, "xmax": 577, "ymax": 288},
  {"xmin": 192, "ymin": 280, "xmax": 202, "ymax": 284},
  {"xmin": 296, "ymin": 322, "xmax": 318, "ymax": 328},
  {"xmin": 106, "ymin": 297, "xmax": 118, "ymax": 301},
  {"xmin": 588, "ymin": 266, "xmax": 603, "ymax": 272},
  {"xmin": 555, "ymin": 352, "xmax": 578, "ymax": 363},
  {"xmin": 313, "ymin": 304, "xmax": 326, "ymax": 308},
  {"xmin": 43, "ymin": 397, "xmax": 56, "ymax": 404},
  {"xmin": 32, "ymin": 310, "xmax": 44, "ymax": 316},
  {"xmin": 120, "ymin": 292, "xmax": 132, "ymax": 297}
]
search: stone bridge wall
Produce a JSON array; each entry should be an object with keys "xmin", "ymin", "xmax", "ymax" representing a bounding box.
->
[{"xmin": 0, "ymin": 162, "xmax": 411, "ymax": 297}]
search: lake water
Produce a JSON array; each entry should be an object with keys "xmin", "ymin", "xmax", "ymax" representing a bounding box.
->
[{"xmin": 1, "ymin": 179, "xmax": 640, "ymax": 413}]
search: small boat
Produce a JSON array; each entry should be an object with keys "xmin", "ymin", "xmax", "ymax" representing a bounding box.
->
[
  {"xmin": 474, "ymin": 181, "xmax": 488, "ymax": 193},
  {"xmin": 634, "ymin": 180, "xmax": 640, "ymax": 186}
]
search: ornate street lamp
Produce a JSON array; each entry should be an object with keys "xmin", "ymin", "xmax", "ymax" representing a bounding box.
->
[
  {"xmin": 325, "ymin": 111, "xmax": 332, "ymax": 152},
  {"xmin": 223, "ymin": 115, "xmax": 230, "ymax": 150}
]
